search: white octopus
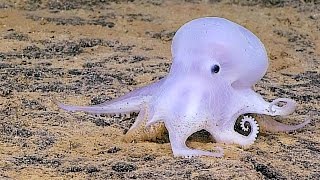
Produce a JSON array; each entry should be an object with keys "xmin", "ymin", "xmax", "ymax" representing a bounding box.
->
[{"xmin": 57, "ymin": 17, "xmax": 310, "ymax": 158}]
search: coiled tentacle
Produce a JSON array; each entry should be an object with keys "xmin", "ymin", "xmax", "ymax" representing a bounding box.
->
[
  {"xmin": 213, "ymin": 115, "xmax": 259, "ymax": 146},
  {"xmin": 239, "ymin": 115, "xmax": 259, "ymax": 145},
  {"xmin": 268, "ymin": 98, "xmax": 296, "ymax": 116}
]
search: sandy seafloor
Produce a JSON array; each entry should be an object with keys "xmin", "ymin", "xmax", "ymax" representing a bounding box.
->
[{"xmin": 0, "ymin": 0, "xmax": 319, "ymax": 179}]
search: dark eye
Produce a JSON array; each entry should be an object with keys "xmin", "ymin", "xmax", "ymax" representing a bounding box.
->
[{"xmin": 211, "ymin": 65, "xmax": 220, "ymax": 74}]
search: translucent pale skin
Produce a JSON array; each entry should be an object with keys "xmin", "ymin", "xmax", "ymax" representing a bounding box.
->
[{"xmin": 57, "ymin": 17, "xmax": 310, "ymax": 158}]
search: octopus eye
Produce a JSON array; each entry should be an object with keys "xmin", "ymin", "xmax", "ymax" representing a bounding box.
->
[{"xmin": 211, "ymin": 65, "xmax": 220, "ymax": 74}]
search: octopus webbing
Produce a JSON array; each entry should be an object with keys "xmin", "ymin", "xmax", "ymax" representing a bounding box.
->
[{"xmin": 57, "ymin": 17, "xmax": 310, "ymax": 158}]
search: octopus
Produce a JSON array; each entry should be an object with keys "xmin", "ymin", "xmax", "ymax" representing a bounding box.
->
[{"xmin": 57, "ymin": 17, "xmax": 310, "ymax": 158}]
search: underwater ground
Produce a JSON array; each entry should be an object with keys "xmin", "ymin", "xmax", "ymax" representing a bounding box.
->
[{"xmin": 0, "ymin": 0, "xmax": 319, "ymax": 179}]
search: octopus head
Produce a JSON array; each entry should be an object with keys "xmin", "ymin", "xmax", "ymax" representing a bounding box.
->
[{"xmin": 170, "ymin": 17, "xmax": 269, "ymax": 88}]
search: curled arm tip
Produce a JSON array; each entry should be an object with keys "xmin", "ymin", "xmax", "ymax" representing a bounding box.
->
[{"xmin": 269, "ymin": 98, "xmax": 297, "ymax": 116}]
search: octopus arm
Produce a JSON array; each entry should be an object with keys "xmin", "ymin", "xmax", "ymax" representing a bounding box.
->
[
  {"xmin": 233, "ymin": 116, "xmax": 260, "ymax": 146},
  {"xmin": 247, "ymin": 95, "xmax": 297, "ymax": 116},
  {"xmin": 214, "ymin": 115, "xmax": 259, "ymax": 146},
  {"xmin": 55, "ymin": 78, "xmax": 164, "ymax": 115},
  {"xmin": 56, "ymin": 95, "xmax": 149, "ymax": 114},
  {"xmin": 238, "ymin": 89, "xmax": 295, "ymax": 116},
  {"xmin": 97, "ymin": 78, "xmax": 165, "ymax": 106},
  {"xmin": 240, "ymin": 89, "xmax": 310, "ymax": 131},
  {"xmin": 257, "ymin": 115, "xmax": 311, "ymax": 133}
]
